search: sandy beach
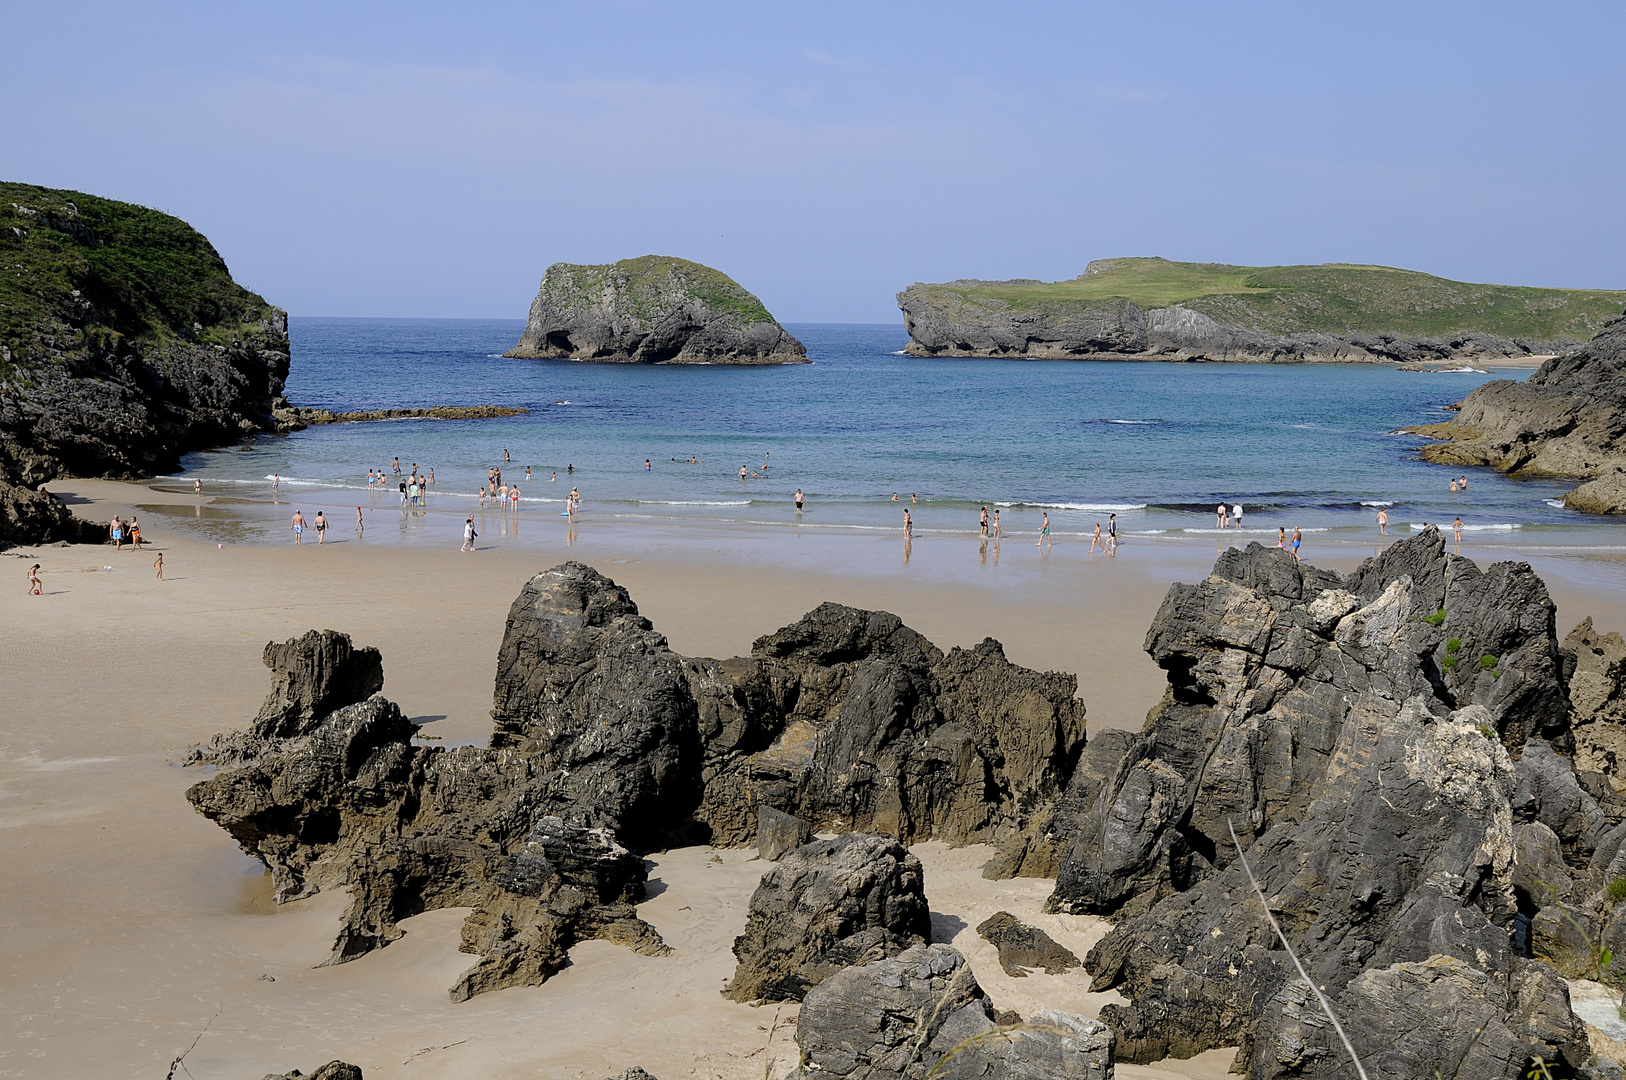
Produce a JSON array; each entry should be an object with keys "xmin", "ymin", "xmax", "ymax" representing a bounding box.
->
[{"xmin": 4, "ymin": 479, "xmax": 1625, "ymax": 1079}]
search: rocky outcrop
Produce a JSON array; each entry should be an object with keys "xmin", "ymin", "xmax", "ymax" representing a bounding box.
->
[
  {"xmin": 1410, "ymin": 311, "xmax": 1626, "ymax": 512},
  {"xmin": 504, "ymin": 256, "xmax": 806, "ymax": 365},
  {"xmin": 261, "ymin": 1063, "xmax": 363, "ymax": 1080},
  {"xmin": 757, "ymin": 805, "xmax": 813, "ymax": 861},
  {"xmin": 725, "ymin": 833, "xmax": 931, "ymax": 1003},
  {"xmin": 187, "ymin": 563, "xmax": 1086, "ymax": 1000},
  {"xmin": 271, "ymin": 403, "xmax": 529, "ymax": 431},
  {"xmin": 0, "ymin": 183, "xmax": 289, "ymax": 547},
  {"xmin": 0, "ymin": 480, "xmax": 103, "ymax": 548},
  {"xmin": 897, "ymin": 258, "xmax": 1599, "ymax": 364},
  {"xmin": 975, "ymin": 911, "xmax": 1080, "ymax": 977},
  {"xmin": 996, "ymin": 530, "xmax": 1616, "ymax": 1075},
  {"xmin": 1565, "ymin": 618, "xmax": 1626, "ymax": 791},
  {"xmin": 795, "ymin": 943, "xmax": 1113, "ymax": 1079}
]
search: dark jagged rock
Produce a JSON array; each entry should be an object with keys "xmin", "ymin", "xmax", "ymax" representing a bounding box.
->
[
  {"xmin": 757, "ymin": 805, "xmax": 812, "ymax": 862},
  {"xmin": 0, "ymin": 184, "xmax": 290, "ymax": 547},
  {"xmin": 261, "ymin": 1063, "xmax": 363, "ymax": 1080},
  {"xmin": 1410, "ymin": 311, "xmax": 1626, "ymax": 512},
  {"xmin": 795, "ymin": 943, "xmax": 1113, "ymax": 1079},
  {"xmin": 725, "ymin": 833, "xmax": 930, "ymax": 1003},
  {"xmin": 504, "ymin": 256, "xmax": 806, "ymax": 365},
  {"xmin": 0, "ymin": 480, "xmax": 103, "ymax": 548},
  {"xmin": 1050, "ymin": 529, "xmax": 1563, "ymax": 920},
  {"xmin": 271, "ymin": 403, "xmax": 528, "ymax": 431},
  {"xmin": 604, "ymin": 1071, "xmax": 658, "ymax": 1080},
  {"xmin": 1255, "ymin": 957, "xmax": 1588, "ymax": 1080},
  {"xmin": 975, "ymin": 911, "xmax": 1080, "ymax": 977},
  {"xmin": 187, "ymin": 563, "xmax": 1084, "ymax": 1000}
]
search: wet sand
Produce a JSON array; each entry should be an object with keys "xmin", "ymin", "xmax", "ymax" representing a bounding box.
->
[{"xmin": 2, "ymin": 479, "xmax": 1623, "ymax": 1078}]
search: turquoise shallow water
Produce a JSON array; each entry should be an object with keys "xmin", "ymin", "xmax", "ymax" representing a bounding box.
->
[{"xmin": 170, "ymin": 318, "xmax": 1620, "ymax": 547}]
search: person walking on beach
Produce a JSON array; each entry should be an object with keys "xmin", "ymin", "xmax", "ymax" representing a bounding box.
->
[
  {"xmin": 314, "ymin": 510, "xmax": 328, "ymax": 543},
  {"xmin": 795, "ymin": 489, "xmax": 804, "ymax": 511},
  {"xmin": 992, "ymin": 509, "xmax": 1001, "ymax": 538},
  {"xmin": 1107, "ymin": 513, "xmax": 1118, "ymax": 553},
  {"xmin": 1454, "ymin": 516, "xmax": 1464, "ymax": 544},
  {"xmin": 193, "ymin": 478, "xmax": 202, "ymax": 497},
  {"xmin": 1376, "ymin": 507, "xmax": 1389, "ymax": 536},
  {"xmin": 1291, "ymin": 526, "xmax": 1303, "ymax": 561},
  {"xmin": 1091, "ymin": 522, "xmax": 1105, "ymax": 554},
  {"xmin": 128, "ymin": 517, "xmax": 142, "ymax": 550},
  {"xmin": 153, "ymin": 552, "xmax": 163, "ymax": 580},
  {"xmin": 110, "ymin": 515, "xmax": 124, "ymax": 551},
  {"xmin": 462, "ymin": 516, "xmax": 477, "ymax": 551},
  {"xmin": 27, "ymin": 563, "xmax": 42, "ymax": 595},
  {"xmin": 291, "ymin": 510, "xmax": 306, "ymax": 544},
  {"xmin": 1278, "ymin": 526, "xmax": 1287, "ymax": 549},
  {"xmin": 1037, "ymin": 512, "xmax": 1051, "ymax": 550},
  {"xmin": 355, "ymin": 506, "xmax": 364, "ymax": 535},
  {"xmin": 902, "ymin": 507, "xmax": 912, "ymax": 538},
  {"xmin": 980, "ymin": 506, "xmax": 989, "ymax": 536}
]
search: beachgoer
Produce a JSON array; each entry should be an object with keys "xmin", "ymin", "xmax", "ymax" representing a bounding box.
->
[
  {"xmin": 1233, "ymin": 503, "xmax": 1243, "ymax": 529},
  {"xmin": 1216, "ymin": 503, "xmax": 1227, "ymax": 529},
  {"xmin": 910, "ymin": 494, "xmax": 917, "ymax": 504},
  {"xmin": 28, "ymin": 563, "xmax": 42, "ymax": 595},
  {"xmin": 193, "ymin": 478, "xmax": 202, "ymax": 496},
  {"xmin": 979, "ymin": 506, "xmax": 988, "ymax": 536},
  {"xmin": 478, "ymin": 489, "xmax": 486, "ymax": 508},
  {"xmin": 645, "ymin": 459, "xmax": 652, "ymax": 472},
  {"xmin": 795, "ymin": 489, "xmax": 804, "ymax": 511},
  {"xmin": 1450, "ymin": 478, "xmax": 1458, "ymax": 492},
  {"xmin": 550, "ymin": 472, "xmax": 557, "ymax": 482},
  {"xmin": 1459, "ymin": 476, "xmax": 1468, "ymax": 490},
  {"xmin": 110, "ymin": 515, "xmax": 124, "ymax": 551},
  {"xmin": 1037, "ymin": 512, "xmax": 1051, "ymax": 549},
  {"xmin": 510, "ymin": 485, "xmax": 520, "ymax": 509},
  {"xmin": 992, "ymin": 509, "xmax": 1001, "ymax": 538},
  {"xmin": 1277, "ymin": 526, "xmax": 1286, "ymax": 548},
  {"xmin": 504, "ymin": 448, "xmax": 510, "ymax": 462},
  {"xmin": 393, "ymin": 457, "xmax": 400, "ymax": 474},
  {"xmin": 740, "ymin": 465, "xmax": 749, "ymax": 481},
  {"xmin": 398, "ymin": 479, "xmax": 407, "ymax": 505},
  {"xmin": 153, "ymin": 552, "xmax": 163, "ymax": 580},
  {"xmin": 1091, "ymin": 522, "xmax": 1105, "ymax": 554},
  {"xmin": 903, "ymin": 508, "xmax": 912, "ymax": 538},
  {"xmin": 567, "ymin": 463, "xmax": 573, "ymax": 473},
  {"xmin": 892, "ymin": 493, "xmax": 899, "ymax": 502},
  {"xmin": 428, "ymin": 468, "xmax": 435, "ymax": 486},
  {"xmin": 314, "ymin": 511, "xmax": 328, "ymax": 543},
  {"xmin": 1107, "ymin": 513, "xmax": 1118, "ymax": 552},
  {"xmin": 525, "ymin": 466, "xmax": 532, "ymax": 481},
  {"xmin": 462, "ymin": 516, "xmax": 477, "ymax": 552},
  {"xmin": 291, "ymin": 510, "xmax": 305, "ymax": 544},
  {"xmin": 129, "ymin": 517, "xmax": 142, "ymax": 550},
  {"xmin": 1453, "ymin": 516, "xmax": 1464, "ymax": 543},
  {"xmin": 1377, "ymin": 507, "xmax": 1389, "ymax": 536},
  {"xmin": 355, "ymin": 506, "xmax": 364, "ymax": 534},
  {"xmin": 1291, "ymin": 526, "xmax": 1303, "ymax": 561}
]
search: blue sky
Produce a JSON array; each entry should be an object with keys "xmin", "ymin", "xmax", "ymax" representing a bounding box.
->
[{"xmin": 4, "ymin": 2, "xmax": 1622, "ymax": 321}]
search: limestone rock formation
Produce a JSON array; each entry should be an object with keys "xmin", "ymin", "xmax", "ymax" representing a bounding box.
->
[
  {"xmin": 0, "ymin": 184, "xmax": 290, "ymax": 549},
  {"xmin": 0, "ymin": 480, "xmax": 103, "ymax": 548},
  {"xmin": 1565, "ymin": 617, "xmax": 1626, "ymax": 790},
  {"xmin": 271, "ymin": 403, "xmax": 529, "ymax": 431},
  {"xmin": 1411, "ymin": 311, "xmax": 1626, "ymax": 512},
  {"xmin": 187, "ymin": 563, "xmax": 1086, "ymax": 1000},
  {"xmin": 975, "ymin": 911, "xmax": 1080, "ymax": 977},
  {"xmin": 897, "ymin": 258, "xmax": 1606, "ymax": 364},
  {"xmin": 757, "ymin": 805, "xmax": 813, "ymax": 861},
  {"xmin": 725, "ymin": 833, "xmax": 930, "ymax": 1003},
  {"xmin": 604, "ymin": 1071, "xmax": 659, "ymax": 1080},
  {"xmin": 795, "ymin": 943, "xmax": 1113, "ymax": 1079},
  {"xmin": 504, "ymin": 256, "xmax": 806, "ymax": 365}
]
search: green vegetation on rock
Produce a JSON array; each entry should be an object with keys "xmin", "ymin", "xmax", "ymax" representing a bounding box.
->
[
  {"xmin": 1, "ymin": 182, "xmax": 282, "ymax": 379},
  {"xmin": 548, "ymin": 254, "xmax": 774, "ymax": 325},
  {"xmin": 918, "ymin": 257, "xmax": 1626, "ymax": 343}
]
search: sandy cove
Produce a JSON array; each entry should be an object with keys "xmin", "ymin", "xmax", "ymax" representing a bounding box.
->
[{"xmin": 4, "ymin": 480, "xmax": 1626, "ymax": 1079}]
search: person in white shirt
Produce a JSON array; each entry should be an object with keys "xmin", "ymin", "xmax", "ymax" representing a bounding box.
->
[{"xmin": 1233, "ymin": 503, "xmax": 1243, "ymax": 529}]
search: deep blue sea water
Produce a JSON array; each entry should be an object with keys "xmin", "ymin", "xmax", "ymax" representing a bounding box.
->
[{"xmin": 172, "ymin": 318, "xmax": 1608, "ymax": 543}]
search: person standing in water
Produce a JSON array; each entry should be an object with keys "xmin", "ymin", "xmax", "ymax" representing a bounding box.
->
[
  {"xmin": 979, "ymin": 506, "xmax": 989, "ymax": 536},
  {"xmin": 1037, "ymin": 512, "xmax": 1051, "ymax": 549},
  {"xmin": 1376, "ymin": 507, "xmax": 1389, "ymax": 536},
  {"xmin": 992, "ymin": 509, "xmax": 1001, "ymax": 538},
  {"xmin": 504, "ymin": 448, "xmax": 510, "ymax": 463},
  {"xmin": 794, "ymin": 489, "xmax": 804, "ymax": 511},
  {"xmin": 902, "ymin": 507, "xmax": 912, "ymax": 538},
  {"xmin": 1453, "ymin": 516, "xmax": 1464, "ymax": 544},
  {"xmin": 1233, "ymin": 503, "xmax": 1243, "ymax": 529},
  {"xmin": 645, "ymin": 459, "xmax": 652, "ymax": 471},
  {"xmin": 355, "ymin": 506, "xmax": 364, "ymax": 535},
  {"xmin": 291, "ymin": 510, "xmax": 306, "ymax": 545},
  {"xmin": 740, "ymin": 465, "xmax": 749, "ymax": 481},
  {"xmin": 1215, "ymin": 503, "xmax": 1228, "ymax": 529}
]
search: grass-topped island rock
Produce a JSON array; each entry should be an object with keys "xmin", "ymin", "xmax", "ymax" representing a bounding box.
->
[
  {"xmin": 899, "ymin": 257, "xmax": 1626, "ymax": 364},
  {"xmin": 505, "ymin": 255, "xmax": 806, "ymax": 365}
]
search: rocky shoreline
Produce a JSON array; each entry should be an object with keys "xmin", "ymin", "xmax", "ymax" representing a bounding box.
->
[
  {"xmin": 1409, "ymin": 312, "xmax": 1626, "ymax": 513},
  {"xmin": 186, "ymin": 539, "xmax": 1626, "ymax": 1078},
  {"xmin": 270, "ymin": 402, "xmax": 530, "ymax": 430}
]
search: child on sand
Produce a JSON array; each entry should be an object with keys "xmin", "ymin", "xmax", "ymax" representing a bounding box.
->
[
  {"xmin": 28, "ymin": 563, "xmax": 42, "ymax": 595},
  {"xmin": 154, "ymin": 553, "xmax": 163, "ymax": 580}
]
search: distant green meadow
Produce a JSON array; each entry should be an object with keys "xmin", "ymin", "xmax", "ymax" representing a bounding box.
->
[{"xmin": 912, "ymin": 257, "xmax": 1626, "ymax": 343}]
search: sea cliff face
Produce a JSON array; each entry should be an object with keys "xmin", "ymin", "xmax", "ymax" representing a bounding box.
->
[
  {"xmin": 505, "ymin": 255, "xmax": 806, "ymax": 365},
  {"xmin": 0, "ymin": 183, "xmax": 290, "ymax": 545},
  {"xmin": 1411, "ymin": 311, "xmax": 1626, "ymax": 512},
  {"xmin": 897, "ymin": 258, "xmax": 1614, "ymax": 364}
]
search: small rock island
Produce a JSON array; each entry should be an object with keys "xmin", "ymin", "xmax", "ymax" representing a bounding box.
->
[{"xmin": 505, "ymin": 255, "xmax": 806, "ymax": 365}]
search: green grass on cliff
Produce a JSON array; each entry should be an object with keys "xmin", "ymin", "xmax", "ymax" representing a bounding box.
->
[
  {"xmin": 545, "ymin": 255, "xmax": 776, "ymax": 324},
  {"xmin": 0, "ymin": 182, "xmax": 280, "ymax": 377},
  {"xmin": 920, "ymin": 257, "xmax": 1626, "ymax": 343}
]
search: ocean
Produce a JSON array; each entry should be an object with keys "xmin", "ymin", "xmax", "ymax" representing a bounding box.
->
[{"xmin": 167, "ymin": 317, "xmax": 1618, "ymax": 548}]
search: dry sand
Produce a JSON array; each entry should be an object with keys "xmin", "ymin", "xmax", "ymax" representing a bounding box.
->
[{"xmin": 2, "ymin": 479, "xmax": 1623, "ymax": 1079}]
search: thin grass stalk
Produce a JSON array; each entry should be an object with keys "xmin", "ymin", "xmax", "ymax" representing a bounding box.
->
[{"xmin": 1229, "ymin": 818, "xmax": 1368, "ymax": 1080}]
